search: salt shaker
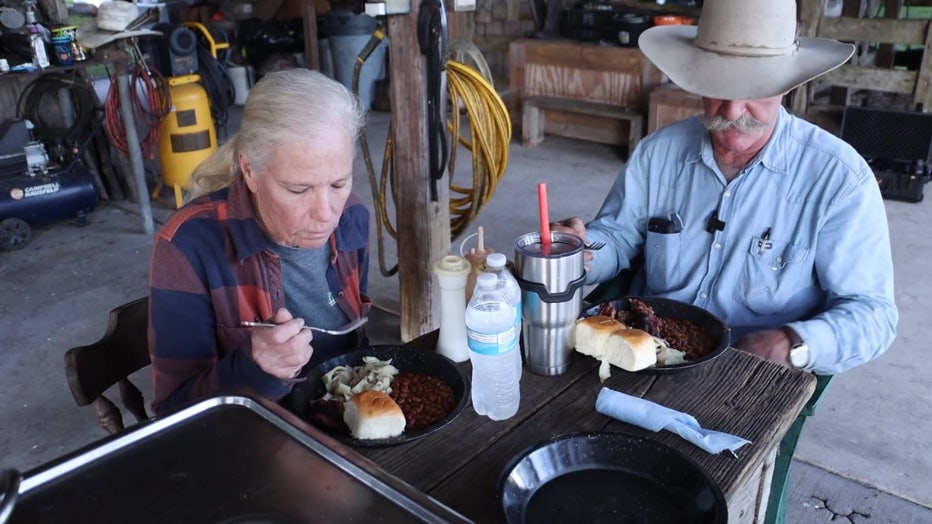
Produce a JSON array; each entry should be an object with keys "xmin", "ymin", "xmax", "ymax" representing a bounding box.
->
[{"xmin": 432, "ymin": 255, "xmax": 472, "ymax": 362}]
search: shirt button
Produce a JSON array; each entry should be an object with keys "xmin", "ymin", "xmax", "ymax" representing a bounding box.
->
[
  {"xmin": 724, "ymin": 191, "xmax": 731, "ymax": 197},
  {"xmin": 713, "ymin": 243, "xmax": 722, "ymax": 249},
  {"xmin": 700, "ymin": 292, "xmax": 708, "ymax": 298},
  {"xmin": 338, "ymin": 291, "xmax": 345, "ymax": 298}
]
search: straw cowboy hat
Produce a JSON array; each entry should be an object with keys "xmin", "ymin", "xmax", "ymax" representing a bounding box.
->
[
  {"xmin": 76, "ymin": 1, "xmax": 159, "ymax": 50},
  {"xmin": 638, "ymin": 0, "xmax": 855, "ymax": 100}
]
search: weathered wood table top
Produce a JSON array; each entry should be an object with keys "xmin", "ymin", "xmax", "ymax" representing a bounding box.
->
[{"xmin": 353, "ymin": 331, "xmax": 816, "ymax": 523}]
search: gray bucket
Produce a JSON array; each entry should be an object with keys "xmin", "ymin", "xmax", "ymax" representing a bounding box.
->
[{"xmin": 330, "ymin": 35, "xmax": 387, "ymax": 110}]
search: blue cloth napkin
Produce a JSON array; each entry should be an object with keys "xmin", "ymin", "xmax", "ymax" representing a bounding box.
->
[{"xmin": 595, "ymin": 387, "xmax": 751, "ymax": 455}]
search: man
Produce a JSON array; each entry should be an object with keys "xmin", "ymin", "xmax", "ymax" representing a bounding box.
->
[{"xmin": 555, "ymin": 0, "xmax": 897, "ymax": 375}]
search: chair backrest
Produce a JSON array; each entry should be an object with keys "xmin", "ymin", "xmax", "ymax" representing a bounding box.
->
[{"xmin": 64, "ymin": 297, "xmax": 151, "ymax": 434}]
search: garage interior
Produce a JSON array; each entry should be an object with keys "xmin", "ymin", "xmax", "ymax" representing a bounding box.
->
[{"xmin": 0, "ymin": 0, "xmax": 930, "ymax": 521}]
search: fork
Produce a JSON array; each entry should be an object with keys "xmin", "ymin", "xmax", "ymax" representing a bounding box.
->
[
  {"xmin": 241, "ymin": 316, "xmax": 369, "ymax": 335},
  {"xmin": 585, "ymin": 241, "xmax": 606, "ymax": 250}
]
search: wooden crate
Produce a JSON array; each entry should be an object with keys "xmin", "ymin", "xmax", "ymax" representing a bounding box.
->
[
  {"xmin": 508, "ymin": 39, "xmax": 663, "ymax": 147},
  {"xmin": 647, "ymin": 84, "xmax": 704, "ymax": 134}
]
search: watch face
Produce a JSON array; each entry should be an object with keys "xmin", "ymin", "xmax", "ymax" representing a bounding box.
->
[{"xmin": 790, "ymin": 343, "xmax": 810, "ymax": 368}]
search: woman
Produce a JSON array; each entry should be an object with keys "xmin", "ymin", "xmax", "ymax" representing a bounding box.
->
[{"xmin": 148, "ymin": 69, "xmax": 370, "ymax": 415}]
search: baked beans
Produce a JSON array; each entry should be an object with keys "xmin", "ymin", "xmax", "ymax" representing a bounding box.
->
[{"xmin": 390, "ymin": 371, "xmax": 456, "ymax": 431}]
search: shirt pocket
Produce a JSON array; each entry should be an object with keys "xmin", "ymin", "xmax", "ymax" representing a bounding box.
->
[
  {"xmin": 644, "ymin": 230, "xmax": 683, "ymax": 294},
  {"xmin": 734, "ymin": 236, "xmax": 812, "ymax": 316}
]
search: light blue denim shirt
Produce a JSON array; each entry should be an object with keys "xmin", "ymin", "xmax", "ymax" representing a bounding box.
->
[{"xmin": 585, "ymin": 106, "xmax": 897, "ymax": 375}]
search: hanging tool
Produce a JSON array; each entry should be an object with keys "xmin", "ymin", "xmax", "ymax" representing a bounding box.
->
[{"xmin": 417, "ymin": 0, "xmax": 448, "ymax": 202}]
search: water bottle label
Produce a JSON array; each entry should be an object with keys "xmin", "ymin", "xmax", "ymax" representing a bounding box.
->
[{"xmin": 467, "ymin": 326, "xmax": 516, "ymax": 356}]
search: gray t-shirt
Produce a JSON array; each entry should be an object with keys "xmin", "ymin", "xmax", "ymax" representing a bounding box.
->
[{"xmin": 270, "ymin": 241, "xmax": 352, "ymax": 367}]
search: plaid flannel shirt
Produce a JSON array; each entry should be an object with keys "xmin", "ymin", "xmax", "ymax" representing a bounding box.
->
[{"xmin": 148, "ymin": 178, "xmax": 370, "ymax": 414}]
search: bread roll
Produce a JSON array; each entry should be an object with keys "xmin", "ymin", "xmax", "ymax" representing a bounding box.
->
[
  {"xmin": 602, "ymin": 328, "xmax": 658, "ymax": 373},
  {"xmin": 343, "ymin": 390, "xmax": 406, "ymax": 440},
  {"xmin": 574, "ymin": 315, "xmax": 625, "ymax": 357}
]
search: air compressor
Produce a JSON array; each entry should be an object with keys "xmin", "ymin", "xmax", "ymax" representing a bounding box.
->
[
  {"xmin": 0, "ymin": 119, "xmax": 97, "ymax": 250},
  {"xmin": 145, "ymin": 22, "xmax": 227, "ymax": 208}
]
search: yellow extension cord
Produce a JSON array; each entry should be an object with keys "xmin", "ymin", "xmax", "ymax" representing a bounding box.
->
[{"xmin": 363, "ymin": 58, "xmax": 512, "ymax": 277}]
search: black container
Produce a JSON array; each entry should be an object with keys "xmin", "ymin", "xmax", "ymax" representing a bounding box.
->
[
  {"xmin": 615, "ymin": 12, "xmax": 651, "ymax": 47},
  {"xmin": 559, "ymin": 5, "xmax": 617, "ymax": 42}
]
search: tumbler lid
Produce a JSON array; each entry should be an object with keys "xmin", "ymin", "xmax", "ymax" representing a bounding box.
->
[{"xmin": 515, "ymin": 231, "xmax": 583, "ymax": 258}]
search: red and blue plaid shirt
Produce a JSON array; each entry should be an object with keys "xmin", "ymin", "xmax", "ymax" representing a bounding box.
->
[{"xmin": 148, "ymin": 178, "xmax": 371, "ymax": 414}]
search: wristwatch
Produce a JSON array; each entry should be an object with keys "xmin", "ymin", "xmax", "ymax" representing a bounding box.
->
[
  {"xmin": 782, "ymin": 326, "xmax": 810, "ymax": 369},
  {"xmin": 789, "ymin": 342, "xmax": 811, "ymax": 369}
]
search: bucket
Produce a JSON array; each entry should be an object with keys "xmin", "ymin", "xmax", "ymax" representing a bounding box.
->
[
  {"xmin": 228, "ymin": 65, "xmax": 250, "ymax": 105},
  {"xmin": 330, "ymin": 35, "xmax": 387, "ymax": 110}
]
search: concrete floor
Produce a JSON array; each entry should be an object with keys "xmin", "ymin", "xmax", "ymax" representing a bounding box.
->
[{"xmin": 1, "ymin": 110, "xmax": 930, "ymax": 522}]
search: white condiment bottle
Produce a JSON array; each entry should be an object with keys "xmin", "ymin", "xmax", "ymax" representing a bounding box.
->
[{"xmin": 432, "ymin": 255, "xmax": 472, "ymax": 362}]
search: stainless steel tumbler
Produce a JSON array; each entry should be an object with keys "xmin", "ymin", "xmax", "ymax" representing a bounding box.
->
[{"xmin": 514, "ymin": 232, "xmax": 585, "ymax": 375}]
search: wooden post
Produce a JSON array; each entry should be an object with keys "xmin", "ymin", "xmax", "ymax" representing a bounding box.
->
[
  {"xmin": 387, "ymin": 6, "xmax": 451, "ymax": 342},
  {"xmin": 792, "ymin": 0, "xmax": 828, "ymax": 115},
  {"xmin": 303, "ymin": 0, "xmax": 320, "ymax": 71}
]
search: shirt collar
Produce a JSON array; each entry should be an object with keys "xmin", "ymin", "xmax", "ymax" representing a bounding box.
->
[{"xmin": 225, "ymin": 178, "xmax": 270, "ymax": 262}]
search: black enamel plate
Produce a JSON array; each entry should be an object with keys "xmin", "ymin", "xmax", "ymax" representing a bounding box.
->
[
  {"xmin": 285, "ymin": 345, "xmax": 469, "ymax": 447},
  {"xmin": 499, "ymin": 432, "xmax": 727, "ymax": 524},
  {"xmin": 581, "ymin": 296, "xmax": 731, "ymax": 374}
]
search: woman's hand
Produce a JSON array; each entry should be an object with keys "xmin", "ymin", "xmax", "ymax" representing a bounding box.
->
[{"xmin": 249, "ymin": 308, "xmax": 314, "ymax": 379}]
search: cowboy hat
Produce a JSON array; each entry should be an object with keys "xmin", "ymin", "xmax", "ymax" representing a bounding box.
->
[
  {"xmin": 75, "ymin": 1, "xmax": 160, "ymax": 50},
  {"xmin": 638, "ymin": 0, "xmax": 855, "ymax": 100}
]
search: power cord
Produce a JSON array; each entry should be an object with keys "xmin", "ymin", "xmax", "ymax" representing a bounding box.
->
[
  {"xmin": 103, "ymin": 53, "xmax": 172, "ymax": 160},
  {"xmin": 16, "ymin": 71, "xmax": 98, "ymax": 142}
]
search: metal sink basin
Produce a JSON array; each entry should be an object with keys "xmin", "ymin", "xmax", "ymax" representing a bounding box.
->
[{"xmin": 4, "ymin": 396, "xmax": 469, "ymax": 523}]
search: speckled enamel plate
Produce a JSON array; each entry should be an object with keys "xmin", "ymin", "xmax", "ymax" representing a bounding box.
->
[
  {"xmin": 285, "ymin": 345, "xmax": 469, "ymax": 447},
  {"xmin": 499, "ymin": 431, "xmax": 727, "ymax": 523},
  {"xmin": 580, "ymin": 296, "xmax": 731, "ymax": 374}
]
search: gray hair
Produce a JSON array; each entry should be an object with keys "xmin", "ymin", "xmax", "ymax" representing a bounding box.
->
[{"xmin": 187, "ymin": 68, "xmax": 366, "ymax": 200}]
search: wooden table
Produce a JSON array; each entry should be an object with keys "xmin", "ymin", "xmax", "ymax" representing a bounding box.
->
[{"xmin": 354, "ymin": 331, "xmax": 816, "ymax": 523}]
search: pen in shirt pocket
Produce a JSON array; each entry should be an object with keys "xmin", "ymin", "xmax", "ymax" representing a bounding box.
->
[{"xmin": 757, "ymin": 227, "xmax": 772, "ymax": 255}]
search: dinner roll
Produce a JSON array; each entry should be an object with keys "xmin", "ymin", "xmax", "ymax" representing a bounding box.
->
[
  {"xmin": 602, "ymin": 328, "xmax": 658, "ymax": 374},
  {"xmin": 574, "ymin": 315, "xmax": 625, "ymax": 357},
  {"xmin": 343, "ymin": 390, "xmax": 406, "ymax": 440}
]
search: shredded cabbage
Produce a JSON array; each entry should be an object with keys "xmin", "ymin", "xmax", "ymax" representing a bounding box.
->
[{"xmin": 321, "ymin": 357, "xmax": 399, "ymax": 401}]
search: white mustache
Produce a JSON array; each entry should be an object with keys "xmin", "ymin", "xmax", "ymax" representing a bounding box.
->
[{"xmin": 701, "ymin": 114, "xmax": 769, "ymax": 133}]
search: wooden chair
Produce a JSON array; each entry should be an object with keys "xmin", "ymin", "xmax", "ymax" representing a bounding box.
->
[{"xmin": 64, "ymin": 297, "xmax": 151, "ymax": 434}]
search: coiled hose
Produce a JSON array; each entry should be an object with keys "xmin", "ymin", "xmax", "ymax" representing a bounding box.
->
[
  {"xmin": 359, "ymin": 38, "xmax": 511, "ymax": 277},
  {"xmin": 104, "ymin": 59, "xmax": 171, "ymax": 160},
  {"xmin": 16, "ymin": 71, "xmax": 98, "ymax": 142}
]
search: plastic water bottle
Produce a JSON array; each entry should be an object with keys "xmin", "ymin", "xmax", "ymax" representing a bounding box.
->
[
  {"xmin": 484, "ymin": 252, "xmax": 523, "ymax": 376},
  {"xmin": 466, "ymin": 273, "xmax": 520, "ymax": 420}
]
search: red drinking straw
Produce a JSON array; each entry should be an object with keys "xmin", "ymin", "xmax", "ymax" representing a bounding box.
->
[{"xmin": 538, "ymin": 183, "xmax": 551, "ymax": 253}]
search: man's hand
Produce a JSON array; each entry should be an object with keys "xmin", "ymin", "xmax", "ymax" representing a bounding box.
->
[
  {"xmin": 733, "ymin": 328, "xmax": 792, "ymax": 368},
  {"xmin": 249, "ymin": 308, "xmax": 313, "ymax": 379},
  {"xmin": 551, "ymin": 217, "xmax": 595, "ymax": 267}
]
